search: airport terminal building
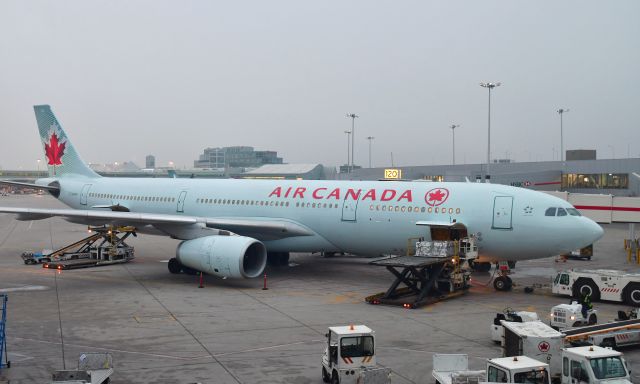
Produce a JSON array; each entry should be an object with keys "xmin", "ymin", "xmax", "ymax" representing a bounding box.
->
[{"xmin": 342, "ymin": 157, "xmax": 640, "ymax": 197}]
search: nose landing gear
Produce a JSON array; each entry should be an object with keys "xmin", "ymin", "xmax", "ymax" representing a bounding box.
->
[{"xmin": 493, "ymin": 261, "xmax": 513, "ymax": 291}]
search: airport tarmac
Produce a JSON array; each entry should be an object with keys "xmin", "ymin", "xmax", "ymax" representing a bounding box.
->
[{"xmin": 0, "ymin": 194, "xmax": 639, "ymax": 383}]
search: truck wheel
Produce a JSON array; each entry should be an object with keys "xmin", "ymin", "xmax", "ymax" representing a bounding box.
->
[
  {"xmin": 168, "ymin": 258, "xmax": 182, "ymax": 274},
  {"xmin": 623, "ymin": 284, "xmax": 640, "ymax": 307},
  {"xmin": 588, "ymin": 313, "xmax": 597, "ymax": 325},
  {"xmin": 573, "ymin": 278, "xmax": 600, "ymax": 301},
  {"xmin": 331, "ymin": 370, "xmax": 340, "ymax": 384},
  {"xmin": 322, "ymin": 367, "xmax": 330, "ymax": 383}
]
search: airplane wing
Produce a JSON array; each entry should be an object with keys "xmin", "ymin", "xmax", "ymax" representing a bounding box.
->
[{"xmin": 0, "ymin": 207, "xmax": 314, "ymax": 240}]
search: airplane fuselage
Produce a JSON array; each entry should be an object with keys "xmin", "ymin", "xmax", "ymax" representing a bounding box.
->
[{"xmin": 53, "ymin": 177, "xmax": 602, "ymax": 262}]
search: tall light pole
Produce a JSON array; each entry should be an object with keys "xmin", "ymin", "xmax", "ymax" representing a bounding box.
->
[
  {"xmin": 344, "ymin": 130, "xmax": 351, "ymax": 172},
  {"xmin": 557, "ymin": 108, "xmax": 570, "ymax": 162},
  {"xmin": 480, "ymin": 82, "xmax": 501, "ymax": 178},
  {"xmin": 449, "ymin": 124, "xmax": 459, "ymax": 165},
  {"xmin": 346, "ymin": 113, "xmax": 359, "ymax": 171},
  {"xmin": 366, "ymin": 136, "xmax": 375, "ymax": 168}
]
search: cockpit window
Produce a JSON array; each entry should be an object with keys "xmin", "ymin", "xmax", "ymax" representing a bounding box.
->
[
  {"xmin": 557, "ymin": 208, "xmax": 568, "ymax": 216},
  {"xmin": 567, "ymin": 208, "xmax": 582, "ymax": 216},
  {"xmin": 545, "ymin": 207, "xmax": 557, "ymax": 216}
]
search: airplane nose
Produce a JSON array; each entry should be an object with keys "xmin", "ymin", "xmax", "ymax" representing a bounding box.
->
[{"xmin": 585, "ymin": 219, "xmax": 604, "ymax": 243}]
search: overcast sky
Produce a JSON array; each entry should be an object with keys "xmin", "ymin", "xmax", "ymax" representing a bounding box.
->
[{"xmin": 1, "ymin": 1, "xmax": 639, "ymax": 170}]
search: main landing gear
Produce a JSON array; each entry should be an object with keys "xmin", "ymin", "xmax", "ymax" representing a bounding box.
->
[{"xmin": 167, "ymin": 258, "xmax": 198, "ymax": 275}]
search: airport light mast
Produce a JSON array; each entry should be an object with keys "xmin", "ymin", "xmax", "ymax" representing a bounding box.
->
[
  {"xmin": 346, "ymin": 113, "xmax": 359, "ymax": 172},
  {"xmin": 449, "ymin": 124, "xmax": 459, "ymax": 165},
  {"xmin": 366, "ymin": 136, "xmax": 375, "ymax": 168},
  {"xmin": 480, "ymin": 82, "xmax": 500, "ymax": 180},
  {"xmin": 344, "ymin": 130, "xmax": 351, "ymax": 172},
  {"xmin": 557, "ymin": 108, "xmax": 569, "ymax": 162}
]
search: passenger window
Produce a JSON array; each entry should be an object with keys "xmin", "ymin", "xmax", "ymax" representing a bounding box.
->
[
  {"xmin": 557, "ymin": 208, "xmax": 568, "ymax": 216},
  {"xmin": 545, "ymin": 207, "xmax": 557, "ymax": 216},
  {"xmin": 571, "ymin": 360, "xmax": 590, "ymax": 383},
  {"xmin": 564, "ymin": 357, "xmax": 569, "ymax": 376}
]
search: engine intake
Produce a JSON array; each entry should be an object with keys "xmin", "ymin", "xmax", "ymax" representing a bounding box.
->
[{"xmin": 176, "ymin": 235, "xmax": 267, "ymax": 279}]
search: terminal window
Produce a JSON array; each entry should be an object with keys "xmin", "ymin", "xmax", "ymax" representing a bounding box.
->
[{"xmin": 562, "ymin": 173, "xmax": 628, "ymax": 189}]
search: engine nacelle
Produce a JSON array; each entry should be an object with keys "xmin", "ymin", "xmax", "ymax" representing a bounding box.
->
[{"xmin": 176, "ymin": 235, "xmax": 267, "ymax": 279}]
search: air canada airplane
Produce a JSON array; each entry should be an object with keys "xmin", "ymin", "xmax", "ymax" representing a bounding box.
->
[{"xmin": 0, "ymin": 106, "xmax": 603, "ymax": 290}]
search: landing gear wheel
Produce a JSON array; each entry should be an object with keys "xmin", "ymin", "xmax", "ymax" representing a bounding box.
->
[
  {"xmin": 182, "ymin": 266, "xmax": 198, "ymax": 275},
  {"xmin": 168, "ymin": 258, "xmax": 182, "ymax": 274},
  {"xmin": 624, "ymin": 283, "xmax": 640, "ymax": 307},
  {"xmin": 494, "ymin": 276, "xmax": 512, "ymax": 291},
  {"xmin": 322, "ymin": 367, "xmax": 330, "ymax": 383}
]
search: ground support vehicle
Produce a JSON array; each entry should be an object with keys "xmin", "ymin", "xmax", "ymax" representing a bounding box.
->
[
  {"xmin": 366, "ymin": 224, "xmax": 477, "ymax": 308},
  {"xmin": 550, "ymin": 302, "xmax": 597, "ymax": 330},
  {"xmin": 20, "ymin": 249, "xmax": 54, "ymax": 264},
  {"xmin": 552, "ymin": 269, "xmax": 640, "ymax": 306},
  {"xmin": 560, "ymin": 244, "xmax": 593, "ymax": 260},
  {"xmin": 563, "ymin": 318, "xmax": 640, "ymax": 349},
  {"xmin": 50, "ymin": 353, "xmax": 113, "ymax": 384},
  {"xmin": 558, "ymin": 346, "xmax": 632, "ymax": 384},
  {"xmin": 432, "ymin": 354, "xmax": 551, "ymax": 384},
  {"xmin": 42, "ymin": 226, "xmax": 135, "ymax": 270},
  {"xmin": 501, "ymin": 321, "xmax": 564, "ymax": 375},
  {"xmin": 321, "ymin": 325, "xmax": 391, "ymax": 384},
  {"xmin": 501, "ymin": 320, "xmax": 634, "ymax": 383},
  {"xmin": 491, "ymin": 309, "xmax": 540, "ymax": 344}
]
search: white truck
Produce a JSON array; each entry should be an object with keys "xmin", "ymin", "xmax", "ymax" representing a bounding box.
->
[
  {"xmin": 559, "ymin": 346, "xmax": 632, "ymax": 384},
  {"xmin": 50, "ymin": 353, "xmax": 113, "ymax": 384},
  {"xmin": 432, "ymin": 354, "xmax": 550, "ymax": 384},
  {"xmin": 501, "ymin": 321, "xmax": 564, "ymax": 375},
  {"xmin": 552, "ymin": 269, "xmax": 640, "ymax": 306},
  {"xmin": 550, "ymin": 302, "xmax": 597, "ymax": 330},
  {"xmin": 491, "ymin": 309, "xmax": 540, "ymax": 344},
  {"xmin": 321, "ymin": 325, "xmax": 391, "ymax": 384}
]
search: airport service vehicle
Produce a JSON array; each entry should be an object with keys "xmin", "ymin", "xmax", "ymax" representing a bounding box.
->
[
  {"xmin": 491, "ymin": 308, "xmax": 540, "ymax": 344},
  {"xmin": 550, "ymin": 302, "xmax": 597, "ymax": 330},
  {"xmin": 558, "ymin": 346, "xmax": 632, "ymax": 384},
  {"xmin": 20, "ymin": 249, "xmax": 53, "ymax": 264},
  {"xmin": 0, "ymin": 106, "xmax": 604, "ymax": 286},
  {"xmin": 50, "ymin": 353, "xmax": 113, "ymax": 384},
  {"xmin": 501, "ymin": 321, "xmax": 564, "ymax": 374},
  {"xmin": 432, "ymin": 354, "xmax": 550, "ymax": 384},
  {"xmin": 321, "ymin": 325, "xmax": 390, "ymax": 384},
  {"xmin": 562, "ymin": 317, "xmax": 640, "ymax": 350},
  {"xmin": 552, "ymin": 269, "xmax": 640, "ymax": 306}
]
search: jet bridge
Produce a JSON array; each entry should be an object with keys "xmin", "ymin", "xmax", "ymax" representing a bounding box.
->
[{"xmin": 365, "ymin": 222, "xmax": 478, "ymax": 309}]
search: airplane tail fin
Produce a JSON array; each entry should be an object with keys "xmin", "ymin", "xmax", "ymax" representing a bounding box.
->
[{"xmin": 33, "ymin": 105, "xmax": 100, "ymax": 178}]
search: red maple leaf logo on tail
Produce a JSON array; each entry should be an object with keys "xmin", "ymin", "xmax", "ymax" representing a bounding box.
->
[{"xmin": 45, "ymin": 132, "xmax": 66, "ymax": 165}]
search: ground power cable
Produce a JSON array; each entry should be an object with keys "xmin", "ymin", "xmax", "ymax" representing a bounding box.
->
[{"xmin": 121, "ymin": 264, "xmax": 243, "ymax": 384}]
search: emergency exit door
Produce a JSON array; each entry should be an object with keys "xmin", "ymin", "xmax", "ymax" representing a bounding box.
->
[
  {"xmin": 177, "ymin": 191, "xmax": 187, "ymax": 213},
  {"xmin": 80, "ymin": 184, "xmax": 92, "ymax": 206},
  {"xmin": 341, "ymin": 194, "xmax": 360, "ymax": 221},
  {"xmin": 492, "ymin": 196, "xmax": 513, "ymax": 229}
]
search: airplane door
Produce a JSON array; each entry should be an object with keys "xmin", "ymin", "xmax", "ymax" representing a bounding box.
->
[
  {"xmin": 80, "ymin": 184, "xmax": 92, "ymax": 206},
  {"xmin": 177, "ymin": 191, "xmax": 187, "ymax": 213},
  {"xmin": 341, "ymin": 194, "xmax": 360, "ymax": 222},
  {"xmin": 492, "ymin": 196, "xmax": 513, "ymax": 229}
]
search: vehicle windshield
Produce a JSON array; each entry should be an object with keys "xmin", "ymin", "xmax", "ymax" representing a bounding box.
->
[
  {"xmin": 589, "ymin": 356, "xmax": 627, "ymax": 379},
  {"xmin": 514, "ymin": 369, "xmax": 549, "ymax": 384},
  {"xmin": 340, "ymin": 336, "xmax": 374, "ymax": 358}
]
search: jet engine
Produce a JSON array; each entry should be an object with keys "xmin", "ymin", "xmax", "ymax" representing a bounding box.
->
[{"xmin": 174, "ymin": 235, "xmax": 267, "ymax": 279}]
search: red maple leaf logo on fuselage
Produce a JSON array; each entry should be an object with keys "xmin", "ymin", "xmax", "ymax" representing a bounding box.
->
[
  {"xmin": 424, "ymin": 188, "xmax": 450, "ymax": 206},
  {"xmin": 45, "ymin": 132, "xmax": 66, "ymax": 166}
]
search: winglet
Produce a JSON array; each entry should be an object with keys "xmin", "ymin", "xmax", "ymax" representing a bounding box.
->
[{"xmin": 34, "ymin": 105, "xmax": 99, "ymax": 178}]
